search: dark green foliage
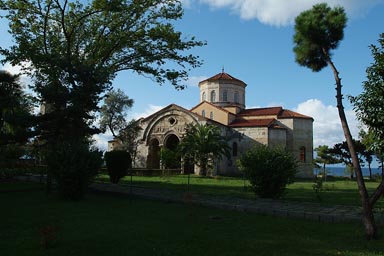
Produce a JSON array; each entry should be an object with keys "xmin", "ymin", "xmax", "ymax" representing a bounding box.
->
[
  {"xmin": 104, "ymin": 150, "xmax": 132, "ymax": 184},
  {"xmin": 160, "ymin": 147, "xmax": 180, "ymax": 169},
  {"xmin": 117, "ymin": 119, "xmax": 142, "ymax": 163},
  {"xmin": 0, "ymin": 72, "xmax": 34, "ymax": 168},
  {"xmin": 178, "ymin": 124, "xmax": 230, "ymax": 176},
  {"xmin": 0, "ymin": 70, "xmax": 35, "ymax": 167},
  {"xmin": 238, "ymin": 145, "xmax": 297, "ymax": 199},
  {"xmin": 315, "ymin": 145, "xmax": 341, "ymax": 181},
  {"xmin": 0, "ymin": 0, "xmax": 204, "ymax": 143},
  {"xmin": 293, "ymin": 3, "xmax": 347, "ymax": 72},
  {"xmin": 99, "ymin": 89, "xmax": 134, "ymax": 137},
  {"xmin": 351, "ymin": 34, "xmax": 384, "ymax": 156},
  {"xmin": 45, "ymin": 141, "xmax": 103, "ymax": 200}
]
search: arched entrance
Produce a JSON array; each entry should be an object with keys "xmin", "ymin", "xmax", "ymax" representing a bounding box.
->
[
  {"xmin": 163, "ymin": 134, "xmax": 181, "ymax": 169},
  {"xmin": 165, "ymin": 134, "xmax": 179, "ymax": 150},
  {"xmin": 147, "ymin": 138, "xmax": 160, "ymax": 169}
]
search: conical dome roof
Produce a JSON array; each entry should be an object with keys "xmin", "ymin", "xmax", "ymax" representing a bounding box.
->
[{"xmin": 199, "ymin": 71, "xmax": 246, "ymax": 86}]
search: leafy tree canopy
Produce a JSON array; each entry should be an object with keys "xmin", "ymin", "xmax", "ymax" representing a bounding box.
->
[
  {"xmin": 0, "ymin": 0, "xmax": 205, "ymax": 89},
  {"xmin": 0, "ymin": 70, "xmax": 34, "ymax": 146},
  {"xmin": 0, "ymin": 0, "xmax": 205, "ymax": 142},
  {"xmin": 293, "ymin": 3, "xmax": 347, "ymax": 72},
  {"xmin": 99, "ymin": 89, "xmax": 134, "ymax": 137},
  {"xmin": 178, "ymin": 123, "xmax": 230, "ymax": 176},
  {"xmin": 351, "ymin": 33, "xmax": 384, "ymax": 154}
]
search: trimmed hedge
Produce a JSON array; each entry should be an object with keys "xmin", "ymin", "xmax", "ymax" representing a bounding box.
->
[
  {"xmin": 104, "ymin": 151, "xmax": 132, "ymax": 184},
  {"xmin": 237, "ymin": 145, "xmax": 297, "ymax": 199}
]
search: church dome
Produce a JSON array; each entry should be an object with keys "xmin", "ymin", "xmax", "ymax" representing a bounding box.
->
[{"xmin": 198, "ymin": 70, "xmax": 246, "ymax": 109}]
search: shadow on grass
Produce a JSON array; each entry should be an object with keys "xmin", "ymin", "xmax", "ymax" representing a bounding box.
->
[{"xmin": 1, "ymin": 182, "xmax": 384, "ymax": 256}]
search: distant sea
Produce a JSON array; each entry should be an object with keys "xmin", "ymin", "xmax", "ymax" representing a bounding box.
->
[{"xmin": 314, "ymin": 166, "xmax": 382, "ymax": 177}]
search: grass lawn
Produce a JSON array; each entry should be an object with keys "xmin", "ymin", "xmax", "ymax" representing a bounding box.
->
[
  {"xmin": 2, "ymin": 182, "xmax": 383, "ymax": 256},
  {"xmin": 96, "ymin": 174, "xmax": 384, "ymax": 208}
]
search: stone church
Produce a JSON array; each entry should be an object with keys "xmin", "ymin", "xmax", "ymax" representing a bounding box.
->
[{"xmin": 109, "ymin": 71, "xmax": 314, "ymax": 177}]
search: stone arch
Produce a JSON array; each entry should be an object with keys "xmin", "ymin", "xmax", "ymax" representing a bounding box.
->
[
  {"xmin": 165, "ymin": 133, "xmax": 180, "ymax": 150},
  {"xmin": 163, "ymin": 133, "xmax": 181, "ymax": 169},
  {"xmin": 141, "ymin": 107, "xmax": 200, "ymax": 142},
  {"xmin": 147, "ymin": 138, "xmax": 160, "ymax": 169}
]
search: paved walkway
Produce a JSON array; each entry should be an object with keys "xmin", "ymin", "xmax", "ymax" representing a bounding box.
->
[{"xmin": 89, "ymin": 182, "xmax": 384, "ymax": 224}]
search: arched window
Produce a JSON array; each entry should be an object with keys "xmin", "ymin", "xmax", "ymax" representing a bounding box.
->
[
  {"xmin": 210, "ymin": 111, "xmax": 214, "ymax": 119},
  {"xmin": 234, "ymin": 91, "xmax": 239, "ymax": 103},
  {"xmin": 232, "ymin": 142, "xmax": 238, "ymax": 157},
  {"xmin": 210, "ymin": 90, "xmax": 216, "ymax": 102},
  {"xmin": 299, "ymin": 146, "xmax": 306, "ymax": 162},
  {"xmin": 223, "ymin": 90, "xmax": 228, "ymax": 101},
  {"xmin": 202, "ymin": 110, "xmax": 205, "ymax": 117},
  {"xmin": 202, "ymin": 92, "xmax": 206, "ymax": 101}
]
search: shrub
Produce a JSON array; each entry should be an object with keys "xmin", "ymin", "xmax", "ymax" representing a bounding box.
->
[
  {"xmin": 160, "ymin": 148, "xmax": 180, "ymax": 169},
  {"xmin": 104, "ymin": 150, "xmax": 132, "ymax": 184},
  {"xmin": 237, "ymin": 145, "xmax": 297, "ymax": 199},
  {"xmin": 45, "ymin": 141, "xmax": 103, "ymax": 200}
]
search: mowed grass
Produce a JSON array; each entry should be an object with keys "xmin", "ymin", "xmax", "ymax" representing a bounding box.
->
[
  {"xmin": 97, "ymin": 174, "xmax": 384, "ymax": 208},
  {"xmin": 1, "ymin": 182, "xmax": 384, "ymax": 256}
]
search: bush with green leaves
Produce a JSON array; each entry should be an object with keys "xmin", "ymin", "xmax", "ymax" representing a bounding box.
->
[
  {"xmin": 104, "ymin": 150, "xmax": 132, "ymax": 184},
  {"xmin": 45, "ymin": 141, "xmax": 103, "ymax": 200},
  {"xmin": 237, "ymin": 145, "xmax": 297, "ymax": 199}
]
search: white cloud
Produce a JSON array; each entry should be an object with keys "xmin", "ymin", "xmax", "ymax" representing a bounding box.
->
[
  {"xmin": 92, "ymin": 132, "xmax": 113, "ymax": 152},
  {"xmin": 193, "ymin": 0, "xmax": 383, "ymax": 26},
  {"xmin": 294, "ymin": 99, "xmax": 360, "ymax": 147},
  {"xmin": 186, "ymin": 75, "xmax": 208, "ymax": 87},
  {"xmin": 131, "ymin": 104, "xmax": 164, "ymax": 120}
]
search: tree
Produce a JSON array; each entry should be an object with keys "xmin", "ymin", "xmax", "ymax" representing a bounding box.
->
[
  {"xmin": 314, "ymin": 145, "xmax": 340, "ymax": 181},
  {"xmin": 104, "ymin": 150, "xmax": 131, "ymax": 184},
  {"xmin": 237, "ymin": 145, "xmax": 297, "ymax": 199},
  {"xmin": 0, "ymin": 71, "xmax": 34, "ymax": 145},
  {"xmin": 351, "ymin": 33, "xmax": 384, "ymax": 182},
  {"xmin": 293, "ymin": 3, "xmax": 378, "ymax": 239},
  {"xmin": 99, "ymin": 89, "xmax": 134, "ymax": 138},
  {"xmin": 0, "ymin": 0, "xmax": 204, "ymax": 198},
  {"xmin": 359, "ymin": 129, "xmax": 384, "ymax": 178},
  {"xmin": 0, "ymin": 70, "xmax": 35, "ymax": 167},
  {"xmin": 0, "ymin": 0, "xmax": 205, "ymax": 143},
  {"xmin": 117, "ymin": 119, "xmax": 142, "ymax": 166},
  {"xmin": 178, "ymin": 123, "xmax": 230, "ymax": 176},
  {"xmin": 357, "ymin": 130, "xmax": 375, "ymax": 179},
  {"xmin": 45, "ymin": 139, "xmax": 103, "ymax": 200},
  {"xmin": 330, "ymin": 140, "xmax": 366, "ymax": 179}
]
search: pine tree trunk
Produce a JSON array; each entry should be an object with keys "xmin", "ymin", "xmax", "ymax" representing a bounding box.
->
[{"xmin": 325, "ymin": 53, "xmax": 377, "ymax": 239}]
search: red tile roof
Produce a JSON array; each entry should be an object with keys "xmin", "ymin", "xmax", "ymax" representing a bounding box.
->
[
  {"xmin": 238, "ymin": 107, "xmax": 283, "ymax": 116},
  {"xmin": 279, "ymin": 109, "xmax": 312, "ymax": 119},
  {"xmin": 200, "ymin": 72, "xmax": 246, "ymax": 85},
  {"xmin": 229, "ymin": 118, "xmax": 276, "ymax": 128},
  {"xmin": 238, "ymin": 107, "xmax": 312, "ymax": 120}
]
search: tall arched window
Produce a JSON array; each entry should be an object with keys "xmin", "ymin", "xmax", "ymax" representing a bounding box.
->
[
  {"xmin": 223, "ymin": 90, "xmax": 228, "ymax": 101},
  {"xmin": 234, "ymin": 91, "xmax": 239, "ymax": 103},
  {"xmin": 202, "ymin": 110, "xmax": 205, "ymax": 117},
  {"xmin": 202, "ymin": 92, "xmax": 206, "ymax": 101},
  {"xmin": 299, "ymin": 146, "xmax": 306, "ymax": 162},
  {"xmin": 210, "ymin": 90, "xmax": 216, "ymax": 102},
  {"xmin": 232, "ymin": 142, "xmax": 238, "ymax": 157}
]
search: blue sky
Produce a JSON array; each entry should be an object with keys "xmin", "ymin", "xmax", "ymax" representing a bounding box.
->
[{"xmin": 1, "ymin": 0, "xmax": 384, "ymax": 153}]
